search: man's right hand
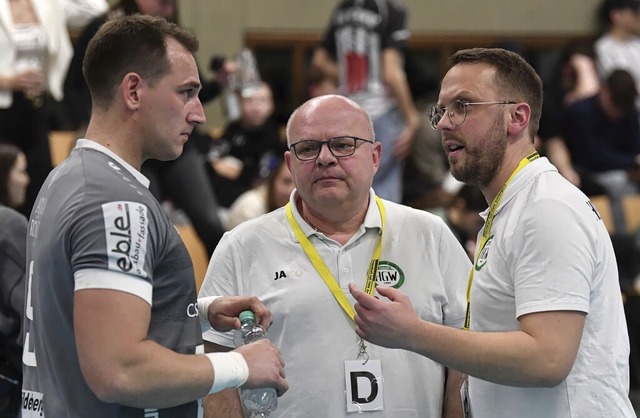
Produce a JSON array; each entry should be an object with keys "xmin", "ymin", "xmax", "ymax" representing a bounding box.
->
[{"xmin": 235, "ymin": 339, "xmax": 288, "ymax": 396}]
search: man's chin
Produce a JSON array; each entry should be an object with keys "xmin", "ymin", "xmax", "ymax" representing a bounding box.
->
[{"xmin": 313, "ymin": 188, "xmax": 346, "ymax": 203}]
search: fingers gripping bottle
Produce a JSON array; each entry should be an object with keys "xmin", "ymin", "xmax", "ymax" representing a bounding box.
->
[{"xmin": 233, "ymin": 310, "xmax": 278, "ymax": 417}]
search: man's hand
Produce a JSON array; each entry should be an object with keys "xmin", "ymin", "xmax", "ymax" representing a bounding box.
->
[
  {"xmin": 349, "ymin": 283, "xmax": 421, "ymax": 351},
  {"xmin": 211, "ymin": 156, "xmax": 243, "ymax": 180},
  {"xmin": 235, "ymin": 340, "xmax": 288, "ymax": 396},
  {"xmin": 208, "ymin": 296, "xmax": 272, "ymax": 332}
]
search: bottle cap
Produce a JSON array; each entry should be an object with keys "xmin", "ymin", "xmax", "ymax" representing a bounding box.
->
[{"xmin": 239, "ymin": 310, "xmax": 255, "ymax": 322}]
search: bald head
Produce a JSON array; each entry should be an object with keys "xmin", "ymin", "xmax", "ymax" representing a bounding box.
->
[{"xmin": 286, "ymin": 95, "xmax": 374, "ymax": 145}]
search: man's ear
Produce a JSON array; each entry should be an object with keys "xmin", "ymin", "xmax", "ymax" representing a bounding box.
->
[
  {"xmin": 506, "ymin": 102, "xmax": 531, "ymax": 137},
  {"xmin": 121, "ymin": 72, "xmax": 144, "ymax": 110}
]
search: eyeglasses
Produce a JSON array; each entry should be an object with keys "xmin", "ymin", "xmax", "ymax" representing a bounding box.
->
[
  {"xmin": 289, "ymin": 136, "xmax": 373, "ymax": 161},
  {"xmin": 428, "ymin": 100, "xmax": 516, "ymax": 130}
]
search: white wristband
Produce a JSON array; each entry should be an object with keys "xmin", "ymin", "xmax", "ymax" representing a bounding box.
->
[
  {"xmin": 205, "ymin": 352, "xmax": 249, "ymax": 394},
  {"xmin": 197, "ymin": 296, "xmax": 221, "ymax": 333}
]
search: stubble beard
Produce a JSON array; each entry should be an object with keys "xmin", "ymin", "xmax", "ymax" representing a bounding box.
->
[{"xmin": 450, "ymin": 116, "xmax": 507, "ymax": 189}]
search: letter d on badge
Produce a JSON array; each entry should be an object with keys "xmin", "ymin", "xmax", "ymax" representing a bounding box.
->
[{"xmin": 344, "ymin": 359, "xmax": 384, "ymax": 412}]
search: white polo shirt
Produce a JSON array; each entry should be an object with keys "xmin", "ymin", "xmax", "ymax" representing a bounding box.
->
[
  {"xmin": 468, "ymin": 157, "xmax": 634, "ymax": 417},
  {"xmin": 200, "ymin": 189, "xmax": 471, "ymax": 417}
]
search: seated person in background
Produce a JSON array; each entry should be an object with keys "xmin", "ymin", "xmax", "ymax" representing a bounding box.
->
[
  {"xmin": 0, "ymin": 143, "xmax": 29, "ymax": 417},
  {"xmin": 208, "ymin": 82, "xmax": 287, "ymax": 207},
  {"xmin": 224, "ymin": 158, "xmax": 294, "ymax": 230},
  {"xmin": 558, "ymin": 68, "xmax": 640, "ymax": 232},
  {"xmin": 541, "ymin": 43, "xmax": 603, "ymax": 192}
]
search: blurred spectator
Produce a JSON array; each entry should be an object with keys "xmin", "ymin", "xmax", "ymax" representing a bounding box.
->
[
  {"xmin": 0, "ymin": 143, "xmax": 29, "ymax": 417},
  {"xmin": 311, "ymin": 0, "xmax": 420, "ymax": 203},
  {"xmin": 541, "ymin": 44, "xmax": 604, "ymax": 192},
  {"xmin": 444, "ymin": 184, "xmax": 486, "ymax": 260},
  {"xmin": 0, "ymin": 0, "xmax": 107, "ymax": 217},
  {"xmin": 224, "ymin": 158, "xmax": 294, "ymax": 230},
  {"xmin": 559, "ymin": 69, "xmax": 640, "ymax": 232},
  {"xmin": 306, "ymin": 67, "xmax": 339, "ymax": 99},
  {"xmin": 0, "ymin": 143, "xmax": 29, "ymax": 210},
  {"xmin": 208, "ymin": 81, "xmax": 286, "ymax": 208},
  {"xmin": 595, "ymin": 0, "xmax": 640, "ymax": 96}
]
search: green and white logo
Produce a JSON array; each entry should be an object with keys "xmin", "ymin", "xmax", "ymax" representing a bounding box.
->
[
  {"xmin": 376, "ymin": 261, "xmax": 405, "ymax": 288},
  {"xmin": 475, "ymin": 235, "xmax": 494, "ymax": 271}
]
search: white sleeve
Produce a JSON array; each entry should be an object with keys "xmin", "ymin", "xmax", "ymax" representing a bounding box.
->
[
  {"xmin": 511, "ymin": 198, "xmax": 592, "ymax": 318},
  {"xmin": 198, "ymin": 233, "xmax": 239, "ymax": 347},
  {"xmin": 75, "ymin": 268, "xmax": 153, "ymax": 305}
]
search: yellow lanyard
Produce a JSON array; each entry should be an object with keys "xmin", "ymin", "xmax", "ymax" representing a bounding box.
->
[
  {"xmin": 463, "ymin": 152, "xmax": 540, "ymax": 330},
  {"xmin": 285, "ymin": 196, "xmax": 386, "ymax": 321}
]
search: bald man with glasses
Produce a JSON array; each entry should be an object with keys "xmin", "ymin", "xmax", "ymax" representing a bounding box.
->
[{"xmin": 199, "ymin": 94, "xmax": 471, "ymax": 418}]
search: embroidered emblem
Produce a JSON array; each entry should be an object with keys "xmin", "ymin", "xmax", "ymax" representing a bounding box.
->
[
  {"xmin": 475, "ymin": 235, "xmax": 494, "ymax": 271},
  {"xmin": 375, "ymin": 261, "xmax": 405, "ymax": 288}
]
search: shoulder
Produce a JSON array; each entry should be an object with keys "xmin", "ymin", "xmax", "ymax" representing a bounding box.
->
[
  {"xmin": 519, "ymin": 170, "xmax": 597, "ymax": 228},
  {"xmin": 382, "ymin": 200, "xmax": 448, "ymax": 230}
]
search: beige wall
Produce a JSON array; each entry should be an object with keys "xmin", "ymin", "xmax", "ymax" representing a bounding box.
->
[{"xmin": 178, "ymin": 0, "xmax": 603, "ymax": 128}]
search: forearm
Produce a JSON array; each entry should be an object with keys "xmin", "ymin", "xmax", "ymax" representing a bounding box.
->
[
  {"xmin": 76, "ymin": 289, "xmax": 246, "ymax": 409},
  {"xmin": 409, "ymin": 322, "xmax": 569, "ymax": 387},
  {"xmin": 545, "ymin": 137, "xmax": 574, "ymax": 174},
  {"xmin": 88, "ymin": 339, "xmax": 214, "ymax": 408},
  {"xmin": 311, "ymin": 48, "xmax": 339, "ymax": 80},
  {"xmin": 203, "ymin": 340, "xmax": 243, "ymax": 417},
  {"xmin": 382, "ymin": 50, "xmax": 419, "ymax": 135},
  {"xmin": 204, "ymin": 389, "xmax": 243, "ymax": 418}
]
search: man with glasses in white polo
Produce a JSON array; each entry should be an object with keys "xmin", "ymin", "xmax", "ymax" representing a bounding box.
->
[{"xmin": 349, "ymin": 47, "xmax": 636, "ymax": 418}]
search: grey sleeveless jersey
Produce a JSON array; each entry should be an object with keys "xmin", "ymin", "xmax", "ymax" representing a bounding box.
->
[{"xmin": 22, "ymin": 146, "xmax": 202, "ymax": 418}]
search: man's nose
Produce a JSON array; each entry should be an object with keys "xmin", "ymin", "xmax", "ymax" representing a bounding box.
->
[
  {"xmin": 189, "ymin": 98, "xmax": 206, "ymax": 126},
  {"xmin": 316, "ymin": 142, "xmax": 336, "ymax": 165}
]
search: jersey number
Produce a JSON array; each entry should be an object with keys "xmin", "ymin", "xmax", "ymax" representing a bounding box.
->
[{"xmin": 23, "ymin": 260, "xmax": 37, "ymax": 367}]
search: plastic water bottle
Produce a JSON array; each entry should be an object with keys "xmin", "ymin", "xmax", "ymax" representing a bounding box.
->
[{"xmin": 233, "ymin": 310, "xmax": 278, "ymax": 417}]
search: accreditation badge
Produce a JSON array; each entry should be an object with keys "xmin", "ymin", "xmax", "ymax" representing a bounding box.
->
[{"xmin": 344, "ymin": 359, "xmax": 384, "ymax": 413}]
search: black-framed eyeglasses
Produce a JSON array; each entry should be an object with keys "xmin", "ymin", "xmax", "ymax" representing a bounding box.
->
[
  {"xmin": 428, "ymin": 100, "xmax": 516, "ymax": 130},
  {"xmin": 289, "ymin": 136, "xmax": 374, "ymax": 161}
]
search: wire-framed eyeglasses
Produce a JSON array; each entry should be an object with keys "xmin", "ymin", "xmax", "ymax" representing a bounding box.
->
[
  {"xmin": 289, "ymin": 136, "xmax": 373, "ymax": 161},
  {"xmin": 428, "ymin": 100, "xmax": 516, "ymax": 130}
]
